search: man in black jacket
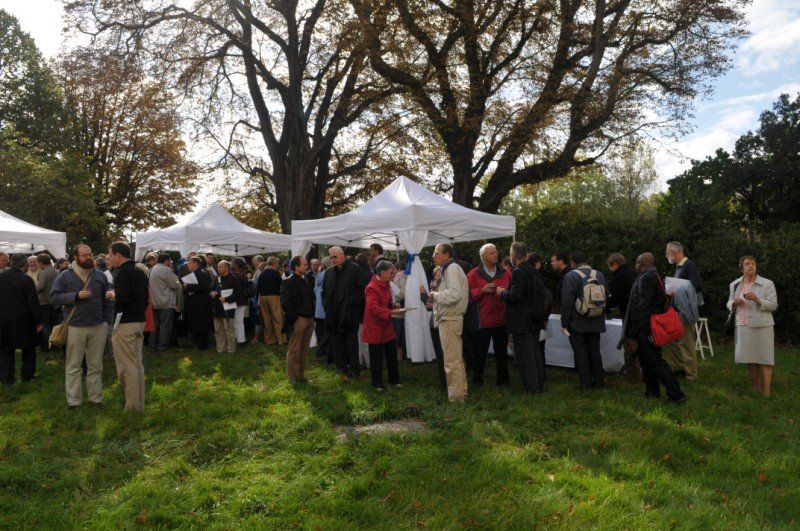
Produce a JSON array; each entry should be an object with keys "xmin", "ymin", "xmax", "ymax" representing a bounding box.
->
[
  {"xmin": 107, "ymin": 241, "xmax": 149, "ymax": 412},
  {"xmin": 550, "ymin": 251, "xmax": 572, "ymax": 310},
  {"xmin": 0, "ymin": 254, "xmax": 43, "ymax": 384},
  {"xmin": 626, "ymin": 253, "xmax": 686, "ymax": 404},
  {"xmin": 500, "ymin": 242, "xmax": 544, "ymax": 394},
  {"xmin": 281, "ymin": 256, "xmax": 316, "ymax": 383},
  {"xmin": 323, "ymin": 246, "xmax": 367, "ymax": 378},
  {"xmin": 605, "ymin": 252, "xmax": 641, "ymax": 382}
]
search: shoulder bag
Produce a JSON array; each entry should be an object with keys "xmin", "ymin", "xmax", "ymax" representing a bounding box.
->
[
  {"xmin": 649, "ymin": 273, "xmax": 685, "ymax": 347},
  {"xmin": 723, "ymin": 280, "xmax": 741, "ymax": 336}
]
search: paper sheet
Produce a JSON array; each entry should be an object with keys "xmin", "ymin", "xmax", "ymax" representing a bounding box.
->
[
  {"xmin": 665, "ymin": 276, "xmax": 691, "ymax": 293},
  {"xmin": 181, "ymin": 272, "xmax": 198, "ymax": 285}
]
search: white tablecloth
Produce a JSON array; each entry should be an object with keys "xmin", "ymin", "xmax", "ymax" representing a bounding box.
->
[{"xmin": 489, "ymin": 314, "xmax": 626, "ymax": 372}]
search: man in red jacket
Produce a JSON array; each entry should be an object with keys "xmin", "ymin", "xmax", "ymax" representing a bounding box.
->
[
  {"xmin": 466, "ymin": 243, "xmax": 511, "ymax": 386},
  {"xmin": 362, "ymin": 261, "xmax": 410, "ymax": 390}
]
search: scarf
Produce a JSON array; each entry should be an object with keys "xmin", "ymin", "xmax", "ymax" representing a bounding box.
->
[{"xmin": 71, "ymin": 259, "xmax": 93, "ymax": 284}]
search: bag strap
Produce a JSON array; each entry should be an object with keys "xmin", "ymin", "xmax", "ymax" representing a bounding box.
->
[
  {"xmin": 574, "ymin": 269, "xmax": 586, "ymax": 280},
  {"xmin": 653, "ymin": 271, "xmax": 671, "ymax": 312},
  {"xmin": 63, "ymin": 270, "xmax": 93, "ymax": 327},
  {"xmin": 589, "ymin": 269, "xmax": 597, "ymax": 282}
]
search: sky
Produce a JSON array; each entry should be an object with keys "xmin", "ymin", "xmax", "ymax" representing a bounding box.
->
[{"xmin": 3, "ymin": 0, "xmax": 800, "ymax": 192}]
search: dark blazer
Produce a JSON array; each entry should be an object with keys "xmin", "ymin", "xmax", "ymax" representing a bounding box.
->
[
  {"xmin": 674, "ymin": 259, "xmax": 703, "ymax": 293},
  {"xmin": 501, "ymin": 262, "xmax": 540, "ymax": 335},
  {"xmin": 184, "ymin": 268, "xmax": 213, "ymax": 333},
  {"xmin": 322, "ymin": 260, "xmax": 366, "ymax": 333},
  {"xmin": 281, "ymin": 273, "xmax": 315, "ymax": 333},
  {"xmin": 212, "ymin": 273, "xmax": 243, "ymax": 319},
  {"xmin": 606, "ymin": 263, "xmax": 636, "ymax": 318},
  {"xmin": 113, "ymin": 260, "xmax": 149, "ymax": 323},
  {"xmin": 555, "ymin": 266, "xmax": 572, "ymax": 307},
  {"xmin": 626, "ymin": 268, "xmax": 667, "ymax": 338},
  {"xmin": 256, "ymin": 268, "xmax": 282, "ymax": 296},
  {"xmin": 0, "ymin": 269, "xmax": 43, "ymax": 349}
]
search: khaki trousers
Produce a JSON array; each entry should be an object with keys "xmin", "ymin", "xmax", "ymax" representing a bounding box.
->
[
  {"xmin": 438, "ymin": 319, "xmax": 468, "ymax": 401},
  {"xmin": 286, "ymin": 317, "xmax": 314, "ymax": 382},
  {"xmin": 214, "ymin": 318, "xmax": 236, "ymax": 353},
  {"xmin": 112, "ymin": 322, "xmax": 146, "ymax": 412},
  {"xmin": 663, "ymin": 323, "xmax": 698, "ymax": 379},
  {"xmin": 65, "ymin": 322, "xmax": 108, "ymax": 406},
  {"xmin": 259, "ymin": 295, "xmax": 286, "ymax": 345}
]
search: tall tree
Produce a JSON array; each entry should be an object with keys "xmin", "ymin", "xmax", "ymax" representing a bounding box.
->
[
  {"xmin": 56, "ymin": 49, "xmax": 199, "ymax": 236},
  {"xmin": 64, "ymin": 0, "xmax": 404, "ymax": 231},
  {"xmin": 352, "ymin": 0, "xmax": 747, "ymax": 212}
]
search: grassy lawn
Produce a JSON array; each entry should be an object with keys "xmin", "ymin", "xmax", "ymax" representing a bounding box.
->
[{"xmin": 1, "ymin": 338, "xmax": 798, "ymax": 529}]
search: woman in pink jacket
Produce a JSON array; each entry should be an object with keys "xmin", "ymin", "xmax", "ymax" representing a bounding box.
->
[{"xmin": 362, "ymin": 261, "xmax": 410, "ymax": 390}]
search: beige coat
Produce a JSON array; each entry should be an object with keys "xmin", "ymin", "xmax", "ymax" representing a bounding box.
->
[
  {"xmin": 432, "ymin": 261, "xmax": 468, "ymax": 325},
  {"xmin": 726, "ymin": 275, "xmax": 778, "ymax": 327}
]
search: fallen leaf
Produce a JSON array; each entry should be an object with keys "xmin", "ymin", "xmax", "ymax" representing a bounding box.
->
[
  {"xmin": 591, "ymin": 447, "xmax": 598, "ymax": 455},
  {"xmin": 571, "ymin": 465, "xmax": 582, "ymax": 472},
  {"xmin": 702, "ymin": 436, "xmax": 711, "ymax": 443},
  {"xmin": 41, "ymin": 483, "xmax": 52, "ymax": 490},
  {"xmin": 663, "ymin": 454, "xmax": 670, "ymax": 461},
  {"xmin": 546, "ymin": 474, "xmax": 555, "ymax": 482},
  {"xmin": 136, "ymin": 514, "xmax": 147, "ymax": 524},
  {"xmin": 183, "ymin": 356, "xmax": 190, "ymax": 362},
  {"xmin": 757, "ymin": 473, "xmax": 767, "ymax": 483},
  {"xmin": 789, "ymin": 418, "xmax": 795, "ymax": 425}
]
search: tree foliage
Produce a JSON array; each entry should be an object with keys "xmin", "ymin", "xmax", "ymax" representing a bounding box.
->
[
  {"xmin": 352, "ymin": 0, "xmax": 747, "ymax": 212},
  {"xmin": 63, "ymin": 0, "xmax": 419, "ymax": 231},
  {"xmin": 56, "ymin": 49, "xmax": 199, "ymax": 235}
]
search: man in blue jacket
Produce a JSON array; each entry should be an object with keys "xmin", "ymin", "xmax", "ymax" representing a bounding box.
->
[{"xmin": 51, "ymin": 244, "xmax": 114, "ymax": 408}]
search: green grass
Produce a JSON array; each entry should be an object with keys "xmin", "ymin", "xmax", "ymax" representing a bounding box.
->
[{"xmin": 1, "ymin": 338, "xmax": 798, "ymax": 529}]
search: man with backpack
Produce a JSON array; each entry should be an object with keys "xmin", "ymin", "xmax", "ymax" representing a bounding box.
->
[
  {"xmin": 560, "ymin": 250, "xmax": 607, "ymax": 391},
  {"xmin": 500, "ymin": 242, "xmax": 547, "ymax": 394}
]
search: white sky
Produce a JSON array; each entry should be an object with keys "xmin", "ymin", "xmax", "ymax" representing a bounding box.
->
[{"xmin": 3, "ymin": 0, "xmax": 800, "ymax": 199}]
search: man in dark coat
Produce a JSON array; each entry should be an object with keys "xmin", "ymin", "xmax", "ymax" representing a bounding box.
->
[
  {"xmin": 606, "ymin": 252, "xmax": 641, "ymax": 382},
  {"xmin": 281, "ymin": 256, "xmax": 316, "ymax": 383},
  {"xmin": 500, "ymin": 242, "xmax": 545, "ymax": 394},
  {"xmin": 550, "ymin": 251, "xmax": 572, "ymax": 310},
  {"xmin": 626, "ymin": 253, "xmax": 686, "ymax": 404},
  {"xmin": 322, "ymin": 246, "xmax": 367, "ymax": 378},
  {"xmin": 0, "ymin": 254, "xmax": 44, "ymax": 384},
  {"xmin": 182, "ymin": 256, "xmax": 213, "ymax": 350}
]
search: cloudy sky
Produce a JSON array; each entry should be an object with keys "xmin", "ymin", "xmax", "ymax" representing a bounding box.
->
[{"xmin": 3, "ymin": 0, "xmax": 800, "ymax": 190}]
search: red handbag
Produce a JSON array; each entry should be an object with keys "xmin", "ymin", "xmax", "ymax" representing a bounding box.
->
[{"xmin": 649, "ymin": 273, "xmax": 685, "ymax": 346}]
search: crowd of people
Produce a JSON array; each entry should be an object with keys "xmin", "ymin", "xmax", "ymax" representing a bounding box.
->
[{"xmin": 0, "ymin": 238, "xmax": 779, "ymax": 412}]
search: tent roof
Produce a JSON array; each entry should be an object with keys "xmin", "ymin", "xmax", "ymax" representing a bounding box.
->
[
  {"xmin": 291, "ymin": 177, "xmax": 515, "ymax": 249},
  {"xmin": 134, "ymin": 203, "xmax": 291, "ymax": 259},
  {"xmin": 0, "ymin": 209, "xmax": 67, "ymax": 258}
]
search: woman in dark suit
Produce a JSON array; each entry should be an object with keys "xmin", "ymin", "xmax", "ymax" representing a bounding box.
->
[{"xmin": 183, "ymin": 256, "xmax": 213, "ymax": 350}]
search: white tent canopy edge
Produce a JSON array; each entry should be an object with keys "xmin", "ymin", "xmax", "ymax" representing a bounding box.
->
[{"xmin": 0, "ymin": 209, "xmax": 67, "ymax": 258}]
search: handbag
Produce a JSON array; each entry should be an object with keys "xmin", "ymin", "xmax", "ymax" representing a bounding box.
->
[
  {"xmin": 49, "ymin": 271, "xmax": 92, "ymax": 349},
  {"xmin": 649, "ymin": 273, "xmax": 685, "ymax": 347},
  {"xmin": 723, "ymin": 280, "xmax": 741, "ymax": 336}
]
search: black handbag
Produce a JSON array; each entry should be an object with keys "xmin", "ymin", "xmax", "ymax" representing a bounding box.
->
[{"xmin": 724, "ymin": 280, "xmax": 741, "ymax": 336}]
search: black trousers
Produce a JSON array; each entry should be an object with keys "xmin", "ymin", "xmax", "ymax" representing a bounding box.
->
[
  {"xmin": 570, "ymin": 332, "xmax": 604, "ymax": 390},
  {"xmin": 40, "ymin": 304, "xmax": 53, "ymax": 349},
  {"xmin": 638, "ymin": 332, "xmax": 684, "ymax": 401},
  {"xmin": 473, "ymin": 326, "xmax": 509, "ymax": 385},
  {"xmin": 193, "ymin": 332, "xmax": 208, "ymax": 350},
  {"xmin": 330, "ymin": 331, "xmax": 359, "ymax": 375},
  {"xmin": 314, "ymin": 318, "xmax": 330, "ymax": 359},
  {"xmin": 539, "ymin": 339, "xmax": 547, "ymax": 380},
  {"xmin": 431, "ymin": 326, "xmax": 447, "ymax": 391},
  {"xmin": 513, "ymin": 333, "xmax": 543, "ymax": 393},
  {"xmin": 0, "ymin": 347, "xmax": 36, "ymax": 385},
  {"xmin": 369, "ymin": 339, "xmax": 399, "ymax": 388}
]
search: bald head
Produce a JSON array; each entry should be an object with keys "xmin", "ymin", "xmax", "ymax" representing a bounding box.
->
[{"xmin": 635, "ymin": 252, "xmax": 655, "ymax": 273}]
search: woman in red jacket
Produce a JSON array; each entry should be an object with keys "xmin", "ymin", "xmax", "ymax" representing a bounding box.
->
[{"xmin": 362, "ymin": 261, "xmax": 410, "ymax": 390}]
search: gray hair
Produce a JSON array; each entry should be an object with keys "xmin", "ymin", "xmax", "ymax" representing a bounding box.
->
[
  {"xmin": 376, "ymin": 260, "xmax": 395, "ymax": 275},
  {"xmin": 266, "ymin": 256, "xmax": 280, "ymax": 267},
  {"xmin": 510, "ymin": 241, "xmax": 527, "ymax": 261},
  {"xmin": 218, "ymin": 260, "xmax": 231, "ymax": 271},
  {"xmin": 321, "ymin": 256, "xmax": 332, "ymax": 269},
  {"xmin": 667, "ymin": 241, "xmax": 684, "ymax": 254},
  {"xmin": 479, "ymin": 243, "xmax": 496, "ymax": 258},
  {"xmin": 329, "ymin": 246, "xmax": 344, "ymax": 256}
]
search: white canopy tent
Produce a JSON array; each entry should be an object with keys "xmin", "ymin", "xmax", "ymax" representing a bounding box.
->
[
  {"xmin": 134, "ymin": 203, "xmax": 291, "ymax": 260},
  {"xmin": 0, "ymin": 209, "xmax": 67, "ymax": 258},
  {"xmin": 291, "ymin": 176, "xmax": 516, "ymax": 363}
]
